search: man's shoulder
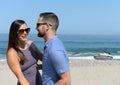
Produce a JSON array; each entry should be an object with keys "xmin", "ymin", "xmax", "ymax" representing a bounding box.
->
[
  {"xmin": 47, "ymin": 36, "xmax": 65, "ymax": 53},
  {"xmin": 50, "ymin": 41, "xmax": 64, "ymax": 51}
]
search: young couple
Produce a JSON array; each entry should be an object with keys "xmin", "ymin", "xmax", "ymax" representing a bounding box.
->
[{"xmin": 7, "ymin": 12, "xmax": 71, "ymax": 85}]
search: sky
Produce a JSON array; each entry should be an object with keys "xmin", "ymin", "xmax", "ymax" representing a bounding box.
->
[{"xmin": 0, "ymin": 0, "xmax": 120, "ymax": 35}]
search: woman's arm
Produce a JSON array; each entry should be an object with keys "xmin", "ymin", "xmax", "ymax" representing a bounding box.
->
[
  {"xmin": 31, "ymin": 42, "xmax": 43, "ymax": 70},
  {"xmin": 7, "ymin": 48, "xmax": 29, "ymax": 85},
  {"xmin": 30, "ymin": 41, "xmax": 43, "ymax": 61}
]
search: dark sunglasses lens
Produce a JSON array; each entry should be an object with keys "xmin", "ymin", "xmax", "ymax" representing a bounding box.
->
[
  {"xmin": 37, "ymin": 23, "xmax": 40, "ymax": 28},
  {"xmin": 26, "ymin": 28, "xmax": 30, "ymax": 33},
  {"xmin": 36, "ymin": 23, "xmax": 47, "ymax": 28},
  {"xmin": 19, "ymin": 28, "xmax": 30, "ymax": 33}
]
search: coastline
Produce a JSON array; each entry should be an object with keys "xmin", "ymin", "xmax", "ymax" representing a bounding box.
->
[{"xmin": 1, "ymin": 59, "xmax": 120, "ymax": 85}]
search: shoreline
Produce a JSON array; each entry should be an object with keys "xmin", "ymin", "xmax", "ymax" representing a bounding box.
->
[
  {"xmin": 1, "ymin": 59, "xmax": 120, "ymax": 85},
  {"xmin": 1, "ymin": 55, "xmax": 120, "ymax": 62}
]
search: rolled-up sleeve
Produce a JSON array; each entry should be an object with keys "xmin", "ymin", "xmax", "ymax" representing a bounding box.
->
[{"xmin": 49, "ymin": 50, "xmax": 70, "ymax": 74}]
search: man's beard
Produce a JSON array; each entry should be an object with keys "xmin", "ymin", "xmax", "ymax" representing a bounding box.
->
[{"xmin": 37, "ymin": 33, "xmax": 45, "ymax": 37}]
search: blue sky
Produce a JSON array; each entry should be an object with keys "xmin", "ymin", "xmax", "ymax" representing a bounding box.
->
[{"xmin": 0, "ymin": 0, "xmax": 120, "ymax": 35}]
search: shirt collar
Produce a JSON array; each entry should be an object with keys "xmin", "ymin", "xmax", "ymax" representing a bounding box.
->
[{"xmin": 44, "ymin": 36, "xmax": 57, "ymax": 47}]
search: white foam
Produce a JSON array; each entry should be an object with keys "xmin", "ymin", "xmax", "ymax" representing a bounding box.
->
[
  {"xmin": 0, "ymin": 59, "xmax": 6, "ymax": 62},
  {"xmin": 69, "ymin": 55, "xmax": 120, "ymax": 60},
  {"xmin": 112, "ymin": 55, "xmax": 120, "ymax": 59},
  {"xmin": 69, "ymin": 56, "xmax": 94, "ymax": 60}
]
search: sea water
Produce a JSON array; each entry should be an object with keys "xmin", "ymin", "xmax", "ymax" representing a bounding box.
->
[{"xmin": 1, "ymin": 33, "xmax": 120, "ymax": 61}]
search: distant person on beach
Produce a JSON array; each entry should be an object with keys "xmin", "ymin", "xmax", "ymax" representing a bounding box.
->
[
  {"xmin": 7, "ymin": 20, "xmax": 42, "ymax": 85},
  {"xmin": 36, "ymin": 12, "xmax": 71, "ymax": 85}
]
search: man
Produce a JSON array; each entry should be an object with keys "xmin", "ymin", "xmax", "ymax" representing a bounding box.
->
[{"xmin": 36, "ymin": 12, "xmax": 71, "ymax": 85}]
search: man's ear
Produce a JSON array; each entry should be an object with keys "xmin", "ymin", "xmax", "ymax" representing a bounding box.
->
[
  {"xmin": 46, "ymin": 23, "xmax": 51, "ymax": 30},
  {"xmin": 46, "ymin": 23, "xmax": 49, "ymax": 31}
]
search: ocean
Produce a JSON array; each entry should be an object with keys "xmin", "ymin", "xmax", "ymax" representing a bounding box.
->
[{"xmin": 1, "ymin": 33, "xmax": 120, "ymax": 61}]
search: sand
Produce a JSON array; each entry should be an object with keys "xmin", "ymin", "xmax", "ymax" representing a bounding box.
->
[{"xmin": 1, "ymin": 59, "xmax": 120, "ymax": 85}]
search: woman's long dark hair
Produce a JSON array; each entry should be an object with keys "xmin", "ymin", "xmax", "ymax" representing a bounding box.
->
[{"xmin": 7, "ymin": 20, "xmax": 27, "ymax": 64}]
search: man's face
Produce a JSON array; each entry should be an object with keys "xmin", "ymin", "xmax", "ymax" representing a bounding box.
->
[{"xmin": 36, "ymin": 17, "xmax": 47, "ymax": 37}]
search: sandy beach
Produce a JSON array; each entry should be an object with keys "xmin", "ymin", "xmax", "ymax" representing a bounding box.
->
[{"xmin": 1, "ymin": 59, "xmax": 120, "ymax": 85}]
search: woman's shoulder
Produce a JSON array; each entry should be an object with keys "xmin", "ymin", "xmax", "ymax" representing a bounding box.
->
[
  {"xmin": 7, "ymin": 48, "xmax": 17, "ymax": 55},
  {"xmin": 7, "ymin": 48, "xmax": 19, "ymax": 60},
  {"xmin": 26, "ymin": 40, "xmax": 34, "ymax": 45}
]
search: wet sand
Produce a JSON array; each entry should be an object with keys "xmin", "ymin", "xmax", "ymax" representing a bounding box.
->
[{"xmin": 1, "ymin": 59, "xmax": 120, "ymax": 85}]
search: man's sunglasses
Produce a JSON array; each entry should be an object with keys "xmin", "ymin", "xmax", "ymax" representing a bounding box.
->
[
  {"xmin": 36, "ymin": 23, "xmax": 52, "ymax": 28},
  {"xmin": 18, "ymin": 28, "xmax": 30, "ymax": 34}
]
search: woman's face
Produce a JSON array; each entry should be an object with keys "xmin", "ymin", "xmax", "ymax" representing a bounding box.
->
[{"xmin": 17, "ymin": 24, "xmax": 30, "ymax": 42}]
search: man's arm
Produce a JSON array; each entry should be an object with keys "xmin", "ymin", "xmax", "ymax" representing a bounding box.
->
[
  {"xmin": 50, "ymin": 50, "xmax": 71, "ymax": 85},
  {"xmin": 55, "ymin": 71, "xmax": 71, "ymax": 85}
]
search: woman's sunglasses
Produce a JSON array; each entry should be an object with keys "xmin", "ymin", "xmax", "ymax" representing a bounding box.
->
[{"xmin": 18, "ymin": 28, "xmax": 30, "ymax": 34}]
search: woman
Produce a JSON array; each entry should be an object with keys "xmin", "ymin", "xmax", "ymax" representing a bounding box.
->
[{"xmin": 7, "ymin": 20, "xmax": 42, "ymax": 85}]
